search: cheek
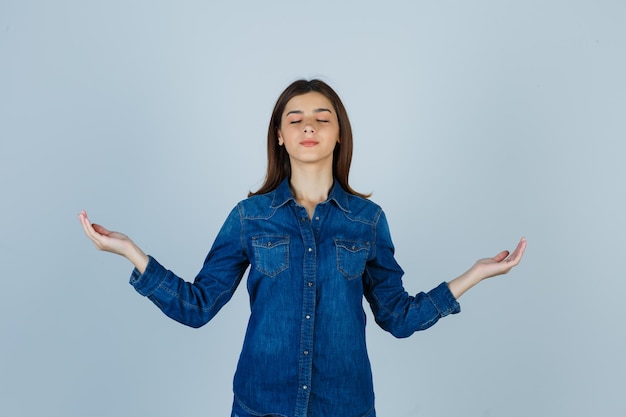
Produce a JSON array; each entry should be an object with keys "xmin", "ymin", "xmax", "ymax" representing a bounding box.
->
[{"xmin": 327, "ymin": 125, "xmax": 340, "ymax": 140}]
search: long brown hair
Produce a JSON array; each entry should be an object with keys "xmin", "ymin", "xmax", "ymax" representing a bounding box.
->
[{"xmin": 249, "ymin": 79, "xmax": 369, "ymax": 198}]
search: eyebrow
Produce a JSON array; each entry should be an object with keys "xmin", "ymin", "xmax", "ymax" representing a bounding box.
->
[{"xmin": 286, "ymin": 108, "xmax": 333, "ymax": 116}]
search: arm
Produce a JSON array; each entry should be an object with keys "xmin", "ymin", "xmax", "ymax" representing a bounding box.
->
[
  {"xmin": 363, "ymin": 211, "xmax": 462, "ymax": 338},
  {"xmin": 447, "ymin": 237, "xmax": 527, "ymax": 299},
  {"xmin": 364, "ymin": 211, "xmax": 526, "ymax": 338},
  {"xmin": 78, "ymin": 208, "xmax": 249, "ymax": 328},
  {"xmin": 78, "ymin": 210, "xmax": 149, "ymax": 273}
]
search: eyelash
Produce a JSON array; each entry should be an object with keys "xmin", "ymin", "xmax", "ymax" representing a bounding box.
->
[{"xmin": 289, "ymin": 120, "xmax": 329, "ymax": 124}]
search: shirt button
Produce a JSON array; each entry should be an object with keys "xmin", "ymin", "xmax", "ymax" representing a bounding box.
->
[
  {"xmin": 302, "ymin": 385, "xmax": 308, "ymax": 390},
  {"xmin": 315, "ymin": 216, "xmax": 319, "ymax": 221},
  {"xmin": 303, "ymin": 350, "xmax": 309, "ymax": 355},
  {"xmin": 308, "ymin": 282, "xmax": 313, "ymax": 287},
  {"xmin": 308, "ymin": 248, "xmax": 313, "ymax": 252},
  {"xmin": 305, "ymin": 315, "xmax": 311, "ymax": 319}
]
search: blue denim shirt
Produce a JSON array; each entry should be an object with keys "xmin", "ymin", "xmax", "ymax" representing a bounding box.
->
[{"xmin": 130, "ymin": 179, "xmax": 460, "ymax": 417}]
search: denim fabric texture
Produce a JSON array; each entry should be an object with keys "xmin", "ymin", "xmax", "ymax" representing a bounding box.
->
[{"xmin": 130, "ymin": 179, "xmax": 461, "ymax": 417}]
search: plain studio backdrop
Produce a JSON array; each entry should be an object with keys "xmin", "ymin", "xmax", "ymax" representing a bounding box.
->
[{"xmin": 1, "ymin": 1, "xmax": 624, "ymax": 416}]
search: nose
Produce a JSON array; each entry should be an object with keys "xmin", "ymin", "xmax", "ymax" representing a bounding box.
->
[{"xmin": 303, "ymin": 123, "xmax": 315, "ymax": 134}]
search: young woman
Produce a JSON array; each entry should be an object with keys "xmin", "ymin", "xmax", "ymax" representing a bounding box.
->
[{"xmin": 79, "ymin": 79, "xmax": 526, "ymax": 417}]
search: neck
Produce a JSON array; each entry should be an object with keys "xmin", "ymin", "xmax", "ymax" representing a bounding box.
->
[{"xmin": 289, "ymin": 164, "xmax": 334, "ymax": 206}]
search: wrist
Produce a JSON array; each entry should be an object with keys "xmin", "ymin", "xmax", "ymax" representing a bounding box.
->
[
  {"xmin": 125, "ymin": 244, "xmax": 149, "ymax": 274},
  {"xmin": 448, "ymin": 268, "xmax": 482, "ymax": 300}
]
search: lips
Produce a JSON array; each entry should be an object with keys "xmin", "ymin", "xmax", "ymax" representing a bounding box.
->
[{"xmin": 300, "ymin": 139, "xmax": 319, "ymax": 147}]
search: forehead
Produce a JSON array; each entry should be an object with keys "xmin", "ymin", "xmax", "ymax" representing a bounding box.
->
[{"xmin": 283, "ymin": 92, "xmax": 334, "ymax": 113}]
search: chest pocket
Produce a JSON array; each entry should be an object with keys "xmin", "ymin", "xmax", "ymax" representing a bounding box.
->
[
  {"xmin": 335, "ymin": 239, "xmax": 370, "ymax": 280},
  {"xmin": 252, "ymin": 236, "xmax": 290, "ymax": 277}
]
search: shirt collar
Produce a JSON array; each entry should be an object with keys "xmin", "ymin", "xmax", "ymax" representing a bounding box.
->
[{"xmin": 271, "ymin": 178, "xmax": 351, "ymax": 213}]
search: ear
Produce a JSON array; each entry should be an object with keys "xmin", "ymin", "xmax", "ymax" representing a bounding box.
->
[{"xmin": 277, "ymin": 130, "xmax": 284, "ymax": 146}]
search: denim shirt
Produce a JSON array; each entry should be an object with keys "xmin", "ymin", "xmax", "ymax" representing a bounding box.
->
[{"xmin": 130, "ymin": 179, "xmax": 460, "ymax": 417}]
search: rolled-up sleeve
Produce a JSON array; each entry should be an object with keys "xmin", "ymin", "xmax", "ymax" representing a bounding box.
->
[{"xmin": 130, "ymin": 256, "xmax": 168, "ymax": 296}]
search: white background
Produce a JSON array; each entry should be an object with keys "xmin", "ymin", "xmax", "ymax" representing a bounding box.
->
[{"xmin": 1, "ymin": 1, "xmax": 625, "ymax": 416}]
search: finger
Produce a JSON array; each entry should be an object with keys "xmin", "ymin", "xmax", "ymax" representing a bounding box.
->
[
  {"xmin": 79, "ymin": 213, "xmax": 105, "ymax": 244},
  {"xmin": 78, "ymin": 211, "xmax": 95, "ymax": 235},
  {"xmin": 78, "ymin": 210, "xmax": 89, "ymax": 227},
  {"xmin": 506, "ymin": 237, "xmax": 527, "ymax": 264},
  {"xmin": 492, "ymin": 250, "xmax": 510, "ymax": 262},
  {"xmin": 92, "ymin": 223, "xmax": 111, "ymax": 236}
]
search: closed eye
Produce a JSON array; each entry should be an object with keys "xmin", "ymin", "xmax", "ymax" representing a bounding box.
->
[{"xmin": 290, "ymin": 120, "xmax": 302, "ymax": 124}]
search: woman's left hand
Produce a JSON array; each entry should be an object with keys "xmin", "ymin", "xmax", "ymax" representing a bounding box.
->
[
  {"xmin": 471, "ymin": 237, "xmax": 527, "ymax": 281},
  {"xmin": 448, "ymin": 237, "xmax": 527, "ymax": 299}
]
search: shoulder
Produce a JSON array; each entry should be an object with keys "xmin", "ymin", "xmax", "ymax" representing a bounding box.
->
[
  {"xmin": 343, "ymin": 193, "xmax": 384, "ymax": 225},
  {"xmin": 235, "ymin": 190, "xmax": 279, "ymax": 220}
]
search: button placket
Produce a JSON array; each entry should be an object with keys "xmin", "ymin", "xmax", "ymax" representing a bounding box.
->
[{"xmin": 294, "ymin": 204, "xmax": 316, "ymax": 415}]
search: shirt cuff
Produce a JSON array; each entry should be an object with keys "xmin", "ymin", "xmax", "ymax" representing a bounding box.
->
[
  {"xmin": 427, "ymin": 282, "xmax": 461, "ymax": 317},
  {"xmin": 129, "ymin": 255, "xmax": 168, "ymax": 297}
]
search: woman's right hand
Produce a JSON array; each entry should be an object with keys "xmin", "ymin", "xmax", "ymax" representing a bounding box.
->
[{"xmin": 78, "ymin": 210, "xmax": 149, "ymax": 273}]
